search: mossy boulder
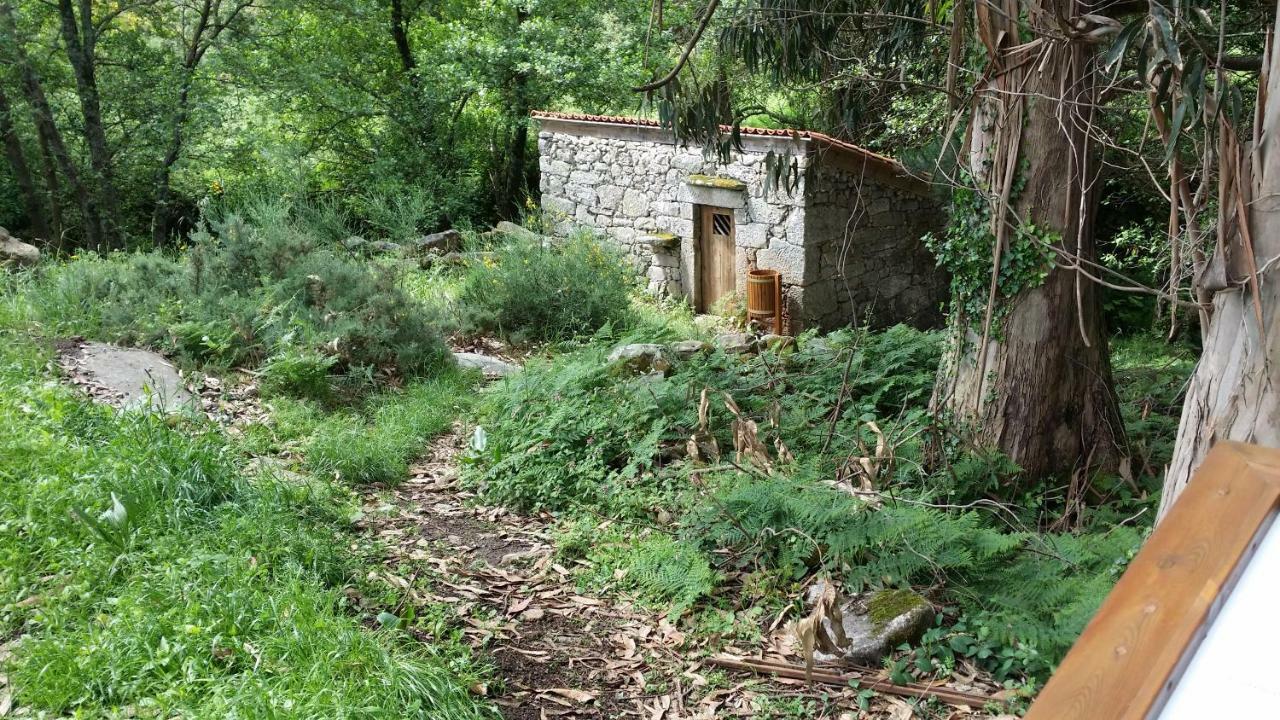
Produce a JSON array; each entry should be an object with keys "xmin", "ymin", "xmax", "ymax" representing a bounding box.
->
[
  {"xmin": 607, "ymin": 343, "xmax": 671, "ymax": 376},
  {"xmin": 804, "ymin": 582, "xmax": 933, "ymax": 665},
  {"xmin": 867, "ymin": 588, "xmax": 930, "ymax": 633}
]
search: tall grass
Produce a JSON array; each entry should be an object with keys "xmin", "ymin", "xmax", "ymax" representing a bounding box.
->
[
  {"xmin": 0, "ymin": 331, "xmax": 494, "ymax": 718},
  {"xmin": 306, "ymin": 372, "xmax": 477, "ymax": 484}
]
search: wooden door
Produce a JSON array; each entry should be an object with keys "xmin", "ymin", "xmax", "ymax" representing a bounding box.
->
[{"xmin": 697, "ymin": 206, "xmax": 736, "ymax": 313}]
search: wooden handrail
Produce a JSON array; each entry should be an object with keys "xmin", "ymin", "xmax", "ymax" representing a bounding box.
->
[{"xmin": 1026, "ymin": 442, "xmax": 1280, "ymax": 719}]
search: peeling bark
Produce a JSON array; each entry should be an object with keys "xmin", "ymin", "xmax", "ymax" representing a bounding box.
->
[
  {"xmin": 1160, "ymin": 15, "xmax": 1280, "ymax": 518},
  {"xmin": 932, "ymin": 0, "xmax": 1126, "ymax": 485}
]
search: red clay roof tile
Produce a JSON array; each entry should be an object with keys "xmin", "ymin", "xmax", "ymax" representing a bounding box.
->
[{"xmin": 530, "ymin": 110, "xmax": 915, "ymax": 182}]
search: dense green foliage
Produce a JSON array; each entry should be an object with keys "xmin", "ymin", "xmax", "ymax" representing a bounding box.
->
[
  {"xmin": 0, "ymin": 0, "xmax": 653, "ymax": 249},
  {"xmin": 459, "ymin": 233, "xmax": 636, "ymax": 342},
  {"xmin": 0, "ymin": 0, "xmax": 1257, "ymax": 711},
  {"xmin": 0, "ymin": 331, "xmax": 493, "ymax": 718},
  {"xmin": 471, "ymin": 325, "xmax": 942, "ymax": 513},
  {"xmin": 28, "ymin": 200, "xmax": 449, "ymax": 386},
  {"xmin": 924, "ymin": 179, "xmax": 1057, "ymax": 329},
  {"xmin": 467, "ymin": 325, "xmax": 1185, "ymax": 686}
]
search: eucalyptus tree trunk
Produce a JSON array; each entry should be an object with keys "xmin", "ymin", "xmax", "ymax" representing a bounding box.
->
[
  {"xmin": 931, "ymin": 0, "xmax": 1126, "ymax": 485},
  {"xmin": 1159, "ymin": 13, "xmax": 1280, "ymax": 518},
  {"xmin": 0, "ymin": 85, "xmax": 51, "ymax": 241}
]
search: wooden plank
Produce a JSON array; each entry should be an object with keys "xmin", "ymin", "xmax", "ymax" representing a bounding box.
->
[{"xmin": 1026, "ymin": 442, "xmax": 1280, "ymax": 719}]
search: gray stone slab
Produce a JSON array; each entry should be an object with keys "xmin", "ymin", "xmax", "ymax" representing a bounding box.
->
[
  {"xmin": 454, "ymin": 352, "xmax": 520, "ymax": 378},
  {"xmin": 73, "ymin": 342, "xmax": 195, "ymax": 412}
]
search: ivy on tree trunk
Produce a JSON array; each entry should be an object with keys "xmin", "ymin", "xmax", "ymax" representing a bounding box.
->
[{"xmin": 930, "ymin": 0, "xmax": 1127, "ymax": 487}]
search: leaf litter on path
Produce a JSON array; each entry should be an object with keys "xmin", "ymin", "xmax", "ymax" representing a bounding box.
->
[{"xmin": 359, "ymin": 429, "xmax": 1006, "ymax": 719}]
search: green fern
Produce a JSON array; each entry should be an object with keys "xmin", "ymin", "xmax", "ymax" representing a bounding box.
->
[
  {"xmin": 578, "ymin": 531, "xmax": 718, "ymax": 616},
  {"xmin": 690, "ymin": 470, "xmax": 1143, "ymax": 679}
]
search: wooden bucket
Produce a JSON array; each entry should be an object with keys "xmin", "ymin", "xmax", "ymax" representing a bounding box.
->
[{"xmin": 746, "ymin": 269, "xmax": 782, "ymax": 332}]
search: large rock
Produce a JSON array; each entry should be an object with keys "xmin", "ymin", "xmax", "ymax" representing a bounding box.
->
[
  {"xmin": 713, "ymin": 332, "xmax": 756, "ymax": 355},
  {"xmin": 493, "ymin": 221, "xmax": 541, "ymax": 243},
  {"xmin": 607, "ymin": 343, "xmax": 671, "ymax": 376},
  {"xmin": 760, "ymin": 334, "xmax": 795, "ymax": 352},
  {"xmin": 805, "ymin": 583, "xmax": 934, "ymax": 665},
  {"xmin": 454, "ymin": 352, "xmax": 519, "ymax": 378},
  {"xmin": 0, "ymin": 227, "xmax": 40, "ymax": 266},
  {"xmin": 342, "ymin": 236, "xmax": 368, "ymax": 251},
  {"xmin": 63, "ymin": 341, "xmax": 195, "ymax": 412},
  {"xmin": 669, "ymin": 340, "xmax": 711, "ymax": 360},
  {"xmin": 414, "ymin": 229, "xmax": 463, "ymax": 255},
  {"xmin": 371, "ymin": 240, "xmax": 403, "ymax": 254}
]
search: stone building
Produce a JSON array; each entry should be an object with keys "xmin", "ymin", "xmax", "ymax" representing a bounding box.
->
[{"xmin": 534, "ymin": 111, "xmax": 948, "ymax": 331}]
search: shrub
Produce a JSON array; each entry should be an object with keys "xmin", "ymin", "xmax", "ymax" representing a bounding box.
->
[
  {"xmin": 592, "ymin": 533, "xmax": 719, "ymax": 616},
  {"xmin": 191, "ymin": 205, "xmax": 451, "ymax": 375},
  {"xmin": 260, "ymin": 346, "xmax": 338, "ymax": 400},
  {"xmin": 465, "ymin": 325, "xmax": 943, "ymax": 515},
  {"xmin": 28, "ymin": 199, "xmax": 451, "ymax": 387},
  {"xmin": 459, "ymin": 232, "xmax": 634, "ymax": 342},
  {"xmin": 466, "ymin": 345, "xmax": 678, "ymax": 514}
]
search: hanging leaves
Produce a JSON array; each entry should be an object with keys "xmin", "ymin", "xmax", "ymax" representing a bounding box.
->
[{"xmin": 1103, "ymin": 17, "xmax": 1143, "ymax": 73}]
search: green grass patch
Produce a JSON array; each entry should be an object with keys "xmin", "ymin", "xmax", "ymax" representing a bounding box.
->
[
  {"xmin": 0, "ymin": 331, "xmax": 493, "ymax": 718},
  {"xmin": 306, "ymin": 371, "xmax": 476, "ymax": 484}
]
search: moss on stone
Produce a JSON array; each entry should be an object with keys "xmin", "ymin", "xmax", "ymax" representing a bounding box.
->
[
  {"xmin": 686, "ymin": 174, "xmax": 747, "ymax": 191},
  {"xmin": 867, "ymin": 588, "xmax": 927, "ymax": 632},
  {"xmin": 646, "ymin": 231, "xmax": 679, "ymax": 250}
]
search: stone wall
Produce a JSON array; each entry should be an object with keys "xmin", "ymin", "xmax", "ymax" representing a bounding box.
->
[
  {"xmin": 537, "ymin": 119, "xmax": 947, "ymax": 331},
  {"xmin": 801, "ymin": 156, "xmax": 949, "ymax": 329},
  {"xmin": 538, "ymin": 125, "xmax": 807, "ymax": 307}
]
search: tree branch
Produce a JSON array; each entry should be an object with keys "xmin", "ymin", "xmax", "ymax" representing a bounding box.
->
[{"xmin": 632, "ymin": 0, "xmax": 720, "ymax": 93}]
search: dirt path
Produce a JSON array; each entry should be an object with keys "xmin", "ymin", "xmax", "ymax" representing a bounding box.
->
[
  {"xmin": 360, "ymin": 430, "xmax": 703, "ymax": 719},
  {"xmin": 359, "ymin": 430, "xmax": 1004, "ymax": 720},
  {"xmin": 48, "ymin": 340, "xmax": 1000, "ymax": 718}
]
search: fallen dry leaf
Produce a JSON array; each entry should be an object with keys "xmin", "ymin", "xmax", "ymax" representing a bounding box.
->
[{"xmin": 540, "ymin": 687, "xmax": 597, "ymax": 704}]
